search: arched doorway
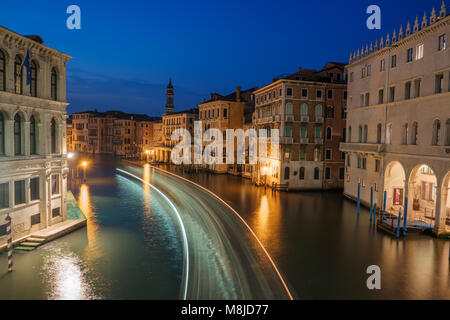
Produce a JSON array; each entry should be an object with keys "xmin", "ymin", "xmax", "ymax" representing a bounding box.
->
[
  {"xmin": 408, "ymin": 164, "xmax": 438, "ymax": 225},
  {"xmin": 384, "ymin": 161, "xmax": 406, "ymax": 214},
  {"xmin": 439, "ymin": 172, "xmax": 450, "ymax": 231}
]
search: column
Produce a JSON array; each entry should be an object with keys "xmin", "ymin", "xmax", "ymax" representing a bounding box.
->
[
  {"xmin": 434, "ymin": 187, "xmax": 446, "ymax": 234},
  {"xmin": 24, "ymin": 121, "xmax": 30, "ymax": 156},
  {"xmin": 4, "ymin": 120, "xmax": 13, "ymax": 156}
]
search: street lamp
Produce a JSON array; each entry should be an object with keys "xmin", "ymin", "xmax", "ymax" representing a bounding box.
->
[{"xmin": 82, "ymin": 161, "xmax": 88, "ymax": 182}]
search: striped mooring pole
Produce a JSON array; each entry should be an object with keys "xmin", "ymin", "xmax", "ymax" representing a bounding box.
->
[{"xmin": 6, "ymin": 214, "xmax": 13, "ymax": 272}]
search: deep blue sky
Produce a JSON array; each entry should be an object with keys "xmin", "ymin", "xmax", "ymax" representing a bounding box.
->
[{"xmin": 0, "ymin": 0, "xmax": 437, "ymax": 116}]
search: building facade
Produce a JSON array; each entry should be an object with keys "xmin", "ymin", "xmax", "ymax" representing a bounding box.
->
[
  {"xmin": 253, "ymin": 62, "xmax": 347, "ymax": 190},
  {"xmin": 197, "ymin": 86, "xmax": 256, "ymax": 174},
  {"xmin": 0, "ymin": 27, "xmax": 72, "ymax": 244},
  {"xmin": 341, "ymin": 2, "xmax": 450, "ymax": 234}
]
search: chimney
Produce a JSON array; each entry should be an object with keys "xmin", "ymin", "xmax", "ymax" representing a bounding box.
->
[
  {"xmin": 298, "ymin": 67, "xmax": 302, "ymax": 72},
  {"xmin": 203, "ymin": 98, "xmax": 206, "ymax": 103},
  {"xmin": 236, "ymin": 86, "xmax": 241, "ymax": 102},
  {"xmin": 210, "ymin": 93, "xmax": 214, "ymax": 101}
]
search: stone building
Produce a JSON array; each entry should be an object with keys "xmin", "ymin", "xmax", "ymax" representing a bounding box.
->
[
  {"xmin": 341, "ymin": 1, "xmax": 450, "ymax": 234},
  {"xmin": 0, "ymin": 27, "xmax": 72, "ymax": 243},
  {"xmin": 253, "ymin": 62, "xmax": 347, "ymax": 190},
  {"xmin": 197, "ymin": 86, "xmax": 256, "ymax": 174}
]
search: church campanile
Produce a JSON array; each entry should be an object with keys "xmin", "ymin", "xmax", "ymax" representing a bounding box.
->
[{"xmin": 165, "ymin": 79, "xmax": 174, "ymax": 114}]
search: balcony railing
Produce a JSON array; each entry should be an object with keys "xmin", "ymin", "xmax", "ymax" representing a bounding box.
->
[
  {"xmin": 314, "ymin": 138, "xmax": 323, "ymax": 145},
  {"xmin": 300, "ymin": 137, "xmax": 309, "ymax": 144},
  {"xmin": 339, "ymin": 142, "xmax": 385, "ymax": 153},
  {"xmin": 280, "ymin": 137, "xmax": 294, "ymax": 144},
  {"xmin": 315, "ymin": 117, "xmax": 324, "ymax": 123},
  {"xmin": 300, "ymin": 116, "xmax": 309, "ymax": 123}
]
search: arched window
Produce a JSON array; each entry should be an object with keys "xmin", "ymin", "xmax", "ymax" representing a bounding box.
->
[
  {"xmin": 299, "ymin": 167, "xmax": 305, "ymax": 180},
  {"xmin": 432, "ymin": 119, "xmax": 441, "ymax": 146},
  {"xmin": 301, "ymin": 103, "xmax": 308, "ymax": 116},
  {"xmin": 285, "ymin": 103, "xmax": 293, "ymax": 115},
  {"xmin": 363, "ymin": 125, "xmax": 368, "ymax": 143},
  {"xmin": 0, "ymin": 112, "xmax": 4, "ymax": 154},
  {"xmin": 284, "ymin": 167, "xmax": 290, "ymax": 180},
  {"xmin": 348, "ymin": 126, "xmax": 352, "ymax": 143},
  {"xmin": 314, "ymin": 167, "xmax": 320, "ymax": 180},
  {"xmin": 51, "ymin": 68, "xmax": 58, "ymax": 101},
  {"xmin": 386, "ymin": 123, "xmax": 392, "ymax": 144},
  {"xmin": 402, "ymin": 123, "xmax": 409, "ymax": 145},
  {"xmin": 0, "ymin": 50, "xmax": 5, "ymax": 91},
  {"xmin": 411, "ymin": 122, "xmax": 418, "ymax": 145},
  {"xmin": 376, "ymin": 124, "xmax": 382, "ymax": 144},
  {"xmin": 358, "ymin": 125, "xmax": 363, "ymax": 143},
  {"xmin": 30, "ymin": 116, "xmax": 37, "ymax": 155},
  {"xmin": 51, "ymin": 118, "xmax": 57, "ymax": 154},
  {"xmin": 30, "ymin": 61, "xmax": 37, "ymax": 97},
  {"xmin": 326, "ymin": 127, "xmax": 332, "ymax": 140},
  {"xmin": 315, "ymin": 105, "xmax": 322, "ymax": 119},
  {"xmin": 15, "ymin": 55, "xmax": 23, "ymax": 94},
  {"xmin": 14, "ymin": 114, "xmax": 22, "ymax": 155},
  {"xmin": 445, "ymin": 119, "xmax": 450, "ymax": 146}
]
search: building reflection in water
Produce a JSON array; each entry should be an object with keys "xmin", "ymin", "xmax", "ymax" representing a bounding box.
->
[
  {"xmin": 79, "ymin": 184, "xmax": 102, "ymax": 263},
  {"xmin": 142, "ymin": 164, "xmax": 151, "ymax": 214}
]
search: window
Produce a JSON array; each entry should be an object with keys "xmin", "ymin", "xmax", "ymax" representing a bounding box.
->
[
  {"xmin": 284, "ymin": 167, "xmax": 290, "ymax": 180},
  {"xmin": 315, "ymin": 105, "xmax": 322, "ymax": 119},
  {"xmin": 14, "ymin": 114, "xmax": 22, "ymax": 156},
  {"xmin": 389, "ymin": 87, "xmax": 395, "ymax": 102},
  {"xmin": 30, "ymin": 115, "xmax": 37, "ymax": 155},
  {"xmin": 347, "ymin": 155, "xmax": 351, "ymax": 167},
  {"xmin": 378, "ymin": 89, "xmax": 384, "ymax": 104},
  {"xmin": 30, "ymin": 61, "xmax": 37, "ymax": 97},
  {"xmin": 380, "ymin": 59, "xmax": 386, "ymax": 72},
  {"xmin": 314, "ymin": 167, "xmax": 320, "ymax": 180},
  {"xmin": 376, "ymin": 124, "xmax": 382, "ymax": 144},
  {"xmin": 223, "ymin": 108, "xmax": 227, "ymax": 119},
  {"xmin": 15, "ymin": 55, "xmax": 23, "ymax": 94},
  {"xmin": 445, "ymin": 119, "xmax": 450, "ymax": 146},
  {"xmin": 438, "ymin": 34, "xmax": 446, "ymax": 51},
  {"xmin": 301, "ymin": 89, "xmax": 308, "ymax": 98},
  {"xmin": 341, "ymin": 107, "xmax": 347, "ymax": 119},
  {"xmin": 411, "ymin": 122, "xmax": 418, "ymax": 145},
  {"xmin": 52, "ymin": 207, "xmax": 61, "ymax": 218},
  {"xmin": 301, "ymin": 104, "xmax": 308, "ymax": 116},
  {"xmin": 327, "ymin": 90, "xmax": 333, "ymax": 99},
  {"xmin": 325, "ymin": 149, "xmax": 332, "ymax": 160},
  {"xmin": 0, "ymin": 182, "xmax": 9, "ymax": 209},
  {"xmin": 365, "ymin": 92, "xmax": 370, "ymax": 106},
  {"xmin": 0, "ymin": 224, "xmax": 6, "ymax": 236},
  {"xmin": 361, "ymin": 67, "xmax": 366, "ymax": 78},
  {"xmin": 405, "ymin": 82, "xmax": 411, "ymax": 99},
  {"xmin": 14, "ymin": 180, "xmax": 25, "ymax": 205},
  {"xmin": 339, "ymin": 168, "xmax": 345, "ymax": 180},
  {"xmin": 326, "ymin": 106, "xmax": 334, "ymax": 118},
  {"xmin": 300, "ymin": 125, "xmax": 307, "ymax": 138},
  {"xmin": 285, "ymin": 103, "xmax": 293, "ymax": 115},
  {"xmin": 299, "ymin": 167, "xmax": 305, "ymax": 180},
  {"xmin": 284, "ymin": 147, "xmax": 290, "ymax": 160},
  {"xmin": 51, "ymin": 174, "xmax": 60, "ymax": 195},
  {"xmin": 342, "ymin": 127, "xmax": 346, "ymax": 142},
  {"xmin": 367, "ymin": 65, "xmax": 371, "ymax": 77},
  {"xmin": 436, "ymin": 74, "xmax": 444, "ymax": 94},
  {"xmin": 348, "ymin": 126, "xmax": 352, "ymax": 143},
  {"xmin": 315, "ymin": 125, "xmax": 322, "ymax": 138},
  {"xmin": 350, "ymin": 72, "xmax": 354, "ymax": 82},
  {"xmin": 31, "ymin": 214, "xmax": 40, "ymax": 226},
  {"xmin": 391, "ymin": 55, "xmax": 397, "ymax": 68},
  {"xmin": 51, "ymin": 68, "xmax": 58, "ymax": 101},
  {"xmin": 0, "ymin": 113, "xmax": 4, "ymax": 155},
  {"xmin": 416, "ymin": 44, "xmax": 424, "ymax": 60},
  {"xmin": 414, "ymin": 79, "xmax": 421, "ymax": 97},
  {"xmin": 326, "ymin": 127, "xmax": 332, "ymax": 140},
  {"xmin": 358, "ymin": 125, "xmax": 363, "ymax": 143},
  {"xmin": 402, "ymin": 123, "xmax": 409, "ymax": 145},
  {"xmin": 316, "ymin": 90, "xmax": 322, "ymax": 99},
  {"xmin": 300, "ymin": 146, "xmax": 306, "ymax": 160},
  {"xmin": 360, "ymin": 94, "xmax": 364, "ymax": 107},
  {"xmin": 363, "ymin": 125, "xmax": 368, "ymax": 143},
  {"xmin": 432, "ymin": 119, "xmax": 441, "ymax": 145},
  {"xmin": 286, "ymin": 88, "xmax": 293, "ymax": 96},
  {"xmin": 325, "ymin": 168, "xmax": 331, "ymax": 180},
  {"xmin": 30, "ymin": 177, "xmax": 39, "ymax": 201},
  {"xmin": 343, "ymin": 91, "xmax": 347, "ymax": 100},
  {"xmin": 285, "ymin": 125, "xmax": 292, "ymax": 137},
  {"xmin": 407, "ymin": 48, "xmax": 413, "ymax": 62},
  {"xmin": 375, "ymin": 159, "xmax": 380, "ymax": 173},
  {"xmin": 0, "ymin": 50, "xmax": 5, "ymax": 91},
  {"xmin": 314, "ymin": 147, "xmax": 321, "ymax": 161},
  {"xmin": 51, "ymin": 118, "xmax": 57, "ymax": 154}
]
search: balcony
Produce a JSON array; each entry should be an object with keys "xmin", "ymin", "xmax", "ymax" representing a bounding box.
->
[
  {"xmin": 280, "ymin": 137, "xmax": 294, "ymax": 144},
  {"xmin": 314, "ymin": 138, "xmax": 323, "ymax": 145},
  {"xmin": 284, "ymin": 115, "xmax": 295, "ymax": 122},
  {"xmin": 339, "ymin": 142, "xmax": 385, "ymax": 154},
  {"xmin": 300, "ymin": 138, "xmax": 309, "ymax": 144},
  {"xmin": 314, "ymin": 117, "xmax": 324, "ymax": 123},
  {"xmin": 300, "ymin": 116, "xmax": 309, "ymax": 123}
]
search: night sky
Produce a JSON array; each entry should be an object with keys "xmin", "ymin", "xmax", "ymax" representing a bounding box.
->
[{"xmin": 0, "ymin": 0, "xmax": 437, "ymax": 115}]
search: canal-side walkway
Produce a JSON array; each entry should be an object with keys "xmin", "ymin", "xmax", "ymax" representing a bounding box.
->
[{"xmin": 0, "ymin": 192, "xmax": 86, "ymax": 252}]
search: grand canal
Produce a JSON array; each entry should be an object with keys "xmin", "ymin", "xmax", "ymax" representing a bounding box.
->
[{"xmin": 0, "ymin": 157, "xmax": 449, "ymax": 299}]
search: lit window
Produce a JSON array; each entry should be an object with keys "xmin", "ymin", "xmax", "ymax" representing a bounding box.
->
[{"xmin": 416, "ymin": 44, "xmax": 424, "ymax": 60}]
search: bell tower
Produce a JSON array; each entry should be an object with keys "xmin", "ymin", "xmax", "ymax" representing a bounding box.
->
[{"xmin": 165, "ymin": 79, "xmax": 174, "ymax": 114}]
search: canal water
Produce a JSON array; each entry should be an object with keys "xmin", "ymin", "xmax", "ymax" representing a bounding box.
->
[
  {"xmin": 0, "ymin": 159, "xmax": 183, "ymax": 300},
  {"xmin": 163, "ymin": 165, "xmax": 450, "ymax": 300},
  {"xmin": 1, "ymin": 156, "xmax": 449, "ymax": 299}
]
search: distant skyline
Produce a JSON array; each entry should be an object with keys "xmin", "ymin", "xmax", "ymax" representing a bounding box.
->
[{"xmin": 0, "ymin": 0, "xmax": 437, "ymax": 115}]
